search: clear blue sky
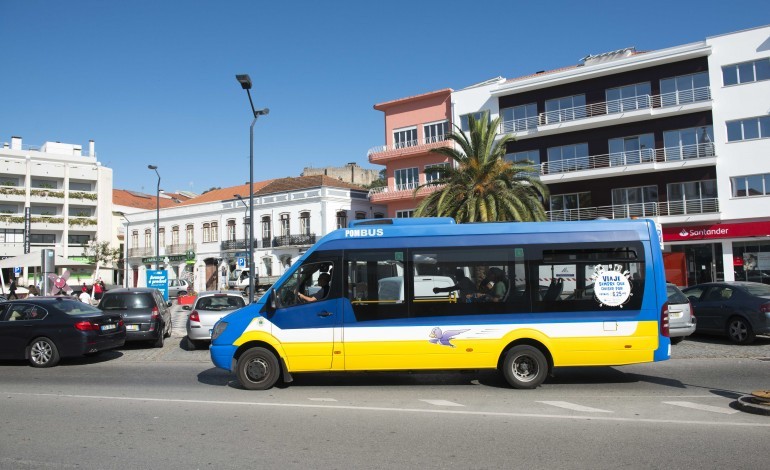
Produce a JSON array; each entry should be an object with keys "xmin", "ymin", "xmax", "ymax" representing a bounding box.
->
[{"xmin": 1, "ymin": 0, "xmax": 767, "ymax": 195}]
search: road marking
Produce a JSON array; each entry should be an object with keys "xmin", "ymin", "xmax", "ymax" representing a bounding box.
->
[
  {"xmin": 4, "ymin": 392, "xmax": 767, "ymax": 428},
  {"xmin": 663, "ymin": 401, "xmax": 739, "ymax": 415},
  {"xmin": 538, "ymin": 401, "xmax": 612, "ymax": 413},
  {"xmin": 420, "ymin": 399, "xmax": 464, "ymax": 407},
  {"xmin": 308, "ymin": 398, "xmax": 338, "ymax": 402}
]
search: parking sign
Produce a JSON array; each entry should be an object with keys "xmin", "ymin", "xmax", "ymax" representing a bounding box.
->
[{"xmin": 237, "ymin": 257, "xmax": 246, "ymax": 268}]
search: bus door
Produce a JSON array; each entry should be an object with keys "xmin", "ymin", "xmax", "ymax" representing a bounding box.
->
[{"xmin": 270, "ymin": 260, "xmax": 340, "ymax": 371}]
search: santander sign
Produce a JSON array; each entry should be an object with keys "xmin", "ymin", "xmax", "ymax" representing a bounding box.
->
[{"xmin": 664, "ymin": 221, "xmax": 770, "ymax": 242}]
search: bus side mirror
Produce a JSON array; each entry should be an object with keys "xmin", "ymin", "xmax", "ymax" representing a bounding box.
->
[{"xmin": 270, "ymin": 288, "xmax": 278, "ymax": 311}]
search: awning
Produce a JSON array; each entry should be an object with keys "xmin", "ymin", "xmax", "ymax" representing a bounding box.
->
[{"xmin": 0, "ymin": 251, "xmax": 94, "ymax": 269}]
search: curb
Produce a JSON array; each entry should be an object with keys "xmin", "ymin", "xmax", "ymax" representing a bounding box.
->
[{"xmin": 734, "ymin": 395, "xmax": 770, "ymax": 416}]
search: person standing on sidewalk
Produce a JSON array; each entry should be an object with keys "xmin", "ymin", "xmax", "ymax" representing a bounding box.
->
[{"xmin": 8, "ymin": 277, "xmax": 18, "ymax": 300}]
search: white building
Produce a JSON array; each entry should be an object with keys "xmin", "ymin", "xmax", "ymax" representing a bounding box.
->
[
  {"xmin": 0, "ymin": 136, "xmax": 112, "ymax": 285},
  {"xmin": 123, "ymin": 175, "xmax": 385, "ymax": 292}
]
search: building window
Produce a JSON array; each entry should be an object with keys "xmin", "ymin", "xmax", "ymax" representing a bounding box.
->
[
  {"xmin": 423, "ymin": 121, "xmax": 448, "ymax": 143},
  {"xmin": 546, "ymin": 143, "xmax": 589, "ymax": 172},
  {"xmin": 726, "ymin": 116, "xmax": 770, "ymax": 142},
  {"xmin": 373, "ymin": 212, "xmax": 384, "ymax": 218},
  {"xmin": 185, "ymin": 224, "xmax": 194, "ymax": 246},
  {"xmin": 663, "ymin": 126, "xmax": 714, "ymax": 160},
  {"xmin": 299, "ymin": 211, "xmax": 310, "ymax": 236},
  {"xmin": 660, "ymin": 72, "xmax": 710, "ymax": 106},
  {"xmin": 158, "ymin": 228, "xmax": 165, "ymax": 248},
  {"xmin": 355, "ymin": 212, "xmax": 366, "ymax": 220},
  {"xmin": 30, "ymin": 233, "xmax": 56, "ymax": 244},
  {"xmin": 393, "ymin": 127, "xmax": 417, "ymax": 149},
  {"xmin": 608, "ymin": 134, "xmax": 655, "ymax": 166},
  {"xmin": 203, "ymin": 223, "xmax": 211, "ymax": 243},
  {"xmin": 279, "ymin": 213, "xmax": 290, "ymax": 236},
  {"xmin": 68, "ymin": 234, "xmax": 91, "ymax": 245},
  {"xmin": 723, "ymin": 58, "xmax": 770, "ymax": 86},
  {"xmin": 611, "ymin": 186, "xmax": 658, "ymax": 218},
  {"xmin": 144, "ymin": 229, "xmax": 152, "ymax": 248},
  {"xmin": 504, "ymin": 150, "xmax": 540, "ymax": 178},
  {"xmin": 210, "ymin": 221, "xmax": 218, "ymax": 243},
  {"xmin": 501, "ymin": 103, "xmax": 538, "ymax": 133},
  {"xmin": 605, "ymin": 82, "xmax": 651, "ymax": 113},
  {"xmin": 132, "ymin": 230, "xmax": 138, "ymax": 248},
  {"xmin": 424, "ymin": 163, "xmax": 449, "ymax": 183},
  {"xmin": 544, "ymin": 94, "xmax": 586, "ymax": 124},
  {"xmin": 0, "ymin": 229, "xmax": 24, "ymax": 244},
  {"xmin": 732, "ymin": 174, "xmax": 770, "ymax": 198},
  {"xmin": 395, "ymin": 210, "xmax": 414, "ymax": 218},
  {"xmin": 261, "ymin": 216, "xmax": 271, "ymax": 242},
  {"xmin": 227, "ymin": 219, "xmax": 236, "ymax": 241},
  {"xmin": 336, "ymin": 211, "xmax": 347, "ymax": 229},
  {"xmin": 460, "ymin": 111, "xmax": 489, "ymax": 132},
  {"xmin": 394, "ymin": 167, "xmax": 419, "ymax": 191},
  {"xmin": 549, "ymin": 192, "xmax": 591, "ymax": 221},
  {"xmin": 666, "ymin": 180, "xmax": 718, "ymax": 214},
  {"xmin": 171, "ymin": 226, "xmax": 179, "ymax": 246}
]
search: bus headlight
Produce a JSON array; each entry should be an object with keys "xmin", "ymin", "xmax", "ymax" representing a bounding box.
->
[{"xmin": 211, "ymin": 321, "xmax": 228, "ymax": 341}]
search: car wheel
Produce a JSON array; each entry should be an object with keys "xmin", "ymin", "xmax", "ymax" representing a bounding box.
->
[
  {"xmin": 28, "ymin": 337, "xmax": 60, "ymax": 368},
  {"xmin": 236, "ymin": 347, "xmax": 280, "ymax": 390},
  {"xmin": 726, "ymin": 317, "xmax": 755, "ymax": 345},
  {"xmin": 670, "ymin": 336, "xmax": 684, "ymax": 345},
  {"xmin": 164, "ymin": 319, "xmax": 172, "ymax": 338},
  {"xmin": 186, "ymin": 336, "xmax": 197, "ymax": 350},
  {"xmin": 153, "ymin": 327, "xmax": 165, "ymax": 348},
  {"xmin": 502, "ymin": 345, "xmax": 548, "ymax": 389}
]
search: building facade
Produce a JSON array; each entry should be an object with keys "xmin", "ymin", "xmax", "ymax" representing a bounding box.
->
[
  {"xmin": 368, "ymin": 25, "xmax": 770, "ymax": 286},
  {"xmin": 123, "ymin": 175, "xmax": 385, "ymax": 292},
  {"xmin": 0, "ymin": 136, "xmax": 113, "ymax": 285}
]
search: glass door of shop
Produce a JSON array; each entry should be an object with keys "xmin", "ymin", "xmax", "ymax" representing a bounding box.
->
[{"xmin": 671, "ymin": 243, "xmax": 723, "ymax": 287}]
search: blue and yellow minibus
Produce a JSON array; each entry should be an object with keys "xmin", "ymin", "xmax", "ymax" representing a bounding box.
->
[{"xmin": 209, "ymin": 217, "xmax": 670, "ymax": 390}]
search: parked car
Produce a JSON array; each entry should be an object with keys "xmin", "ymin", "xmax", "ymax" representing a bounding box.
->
[
  {"xmin": 0, "ymin": 297, "xmax": 125, "ymax": 367},
  {"xmin": 185, "ymin": 291, "xmax": 245, "ymax": 349},
  {"xmin": 666, "ymin": 283, "xmax": 696, "ymax": 344},
  {"xmin": 167, "ymin": 279, "xmax": 190, "ymax": 298},
  {"xmin": 682, "ymin": 281, "xmax": 770, "ymax": 344},
  {"xmin": 97, "ymin": 288, "xmax": 172, "ymax": 347}
]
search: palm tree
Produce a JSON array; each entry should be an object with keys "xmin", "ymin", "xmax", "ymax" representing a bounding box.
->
[{"xmin": 413, "ymin": 112, "xmax": 549, "ymax": 222}]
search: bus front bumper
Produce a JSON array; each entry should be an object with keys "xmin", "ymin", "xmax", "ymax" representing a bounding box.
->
[{"xmin": 210, "ymin": 343, "xmax": 238, "ymax": 372}]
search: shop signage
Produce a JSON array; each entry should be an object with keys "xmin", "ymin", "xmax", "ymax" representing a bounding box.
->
[
  {"xmin": 142, "ymin": 251, "xmax": 195, "ymax": 264},
  {"xmin": 663, "ymin": 221, "xmax": 770, "ymax": 242}
]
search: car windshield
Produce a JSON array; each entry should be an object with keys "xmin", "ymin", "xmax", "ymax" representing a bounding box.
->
[
  {"xmin": 743, "ymin": 283, "xmax": 770, "ymax": 296},
  {"xmin": 195, "ymin": 295, "xmax": 245, "ymax": 311},
  {"xmin": 56, "ymin": 300, "xmax": 104, "ymax": 315},
  {"xmin": 666, "ymin": 285, "xmax": 688, "ymax": 304},
  {"xmin": 101, "ymin": 293, "xmax": 154, "ymax": 310}
]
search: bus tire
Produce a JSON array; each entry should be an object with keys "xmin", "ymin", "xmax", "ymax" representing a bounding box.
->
[
  {"xmin": 236, "ymin": 347, "xmax": 280, "ymax": 390},
  {"xmin": 502, "ymin": 345, "xmax": 548, "ymax": 389}
]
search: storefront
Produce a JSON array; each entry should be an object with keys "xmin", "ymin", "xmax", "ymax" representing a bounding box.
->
[{"xmin": 662, "ymin": 221, "xmax": 770, "ymax": 287}]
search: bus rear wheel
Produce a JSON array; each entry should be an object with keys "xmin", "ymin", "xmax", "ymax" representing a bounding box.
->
[
  {"xmin": 236, "ymin": 347, "xmax": 280, "ymax": 390},
  {"xmin": 502, "ymin": 345, "xmax": 548, "ymax": 389}
]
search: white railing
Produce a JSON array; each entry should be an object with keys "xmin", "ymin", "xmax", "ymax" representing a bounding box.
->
[
  {"xmin": 540, "ymin": 142, "xmax": 715, "ymax": 175},
  {"xmin": 547, "ymin": 198, "xmax": 719, "ymax": 221},
  {"xmin": 368, "ymin": 183, "xmax": 442, "ymax": 199},
  {"xmin": 368, "ymin": 135, "xmax": 449, "ymax": 157},
  {"xmin": 500, "ymin": 86, "xmax": 711, "ymax": 132}
]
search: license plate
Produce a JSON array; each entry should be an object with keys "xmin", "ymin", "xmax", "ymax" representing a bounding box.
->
[
  {"xmin": 670, "ymin": 311, "xmax": 683, "ymax": 319},
  {"xmin": 101, "ymin": 324, "xmax": 116, "ymax": 331},
  {"xmin": 126, "ymin": 324, "xmax": 139, "ymax": 331}
]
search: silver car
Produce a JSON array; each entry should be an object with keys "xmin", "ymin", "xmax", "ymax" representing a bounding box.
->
[
  {"xmin": 185, "ymin": 291, "xmax": 245, "ymax": 349},
  {"xmin": 667, "ymin": 283, "xmax": 696, "ymax": 344},
  {"xmin": 167, "ymin": 279, "xmax": 190, "ymax": 299}
]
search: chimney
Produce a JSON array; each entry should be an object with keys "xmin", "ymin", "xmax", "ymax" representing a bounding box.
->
[
  {"xmin": 10, "ymin": 136, "xmax": 22, "ymax": 150},
  {"xmin": 89, "ymin": 140, "xmax": 95, "ymax": 157}
]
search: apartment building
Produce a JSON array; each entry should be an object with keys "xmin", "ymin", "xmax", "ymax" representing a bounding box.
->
[
  {"xmin": 368, "ymin": 25, "xmax": 770, "ymax": 286},
  {"xmin": 124, "ymin": 175, "xmax": 384, "ymax": 292},
  {"xmin": 0, "ymin": 136, "xmax": 112, "ymax": 284}
]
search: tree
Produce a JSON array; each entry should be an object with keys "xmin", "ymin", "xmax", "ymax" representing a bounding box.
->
[
  {"xmin": 83, "ymin": 238, "xmax": 122, "ymax": 282},
  {"xmin": 413, "ymin": 112, "xmax": 549, "ymax": 222}
]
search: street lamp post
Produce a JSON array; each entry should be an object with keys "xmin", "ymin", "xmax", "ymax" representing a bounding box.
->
[
  {"xmin": 147, "ymin": 165, "xmax": 161, "ymax": 270},
  {"xmin": 234, "ymin": 193, "xmax": 249, "ymax": 288},
  {"xmin": 236, "ymin": 74, "xmax": 269, "ymax": 304}
]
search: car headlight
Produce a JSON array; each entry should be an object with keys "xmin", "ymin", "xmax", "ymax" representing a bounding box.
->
[{"xmin": 211, "ymin": 321, "xmax": 228, "ymax": 341}]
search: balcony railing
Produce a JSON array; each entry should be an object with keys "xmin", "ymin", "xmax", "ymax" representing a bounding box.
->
[
  {"xmin": 166, "ymin": 243, "xmax": 195, "ymax": 255},
  {"xmin": 221, "ymin": 239, "xmax": 252, "ymax": 251},
  {"xmin": 128, "ymin": 246, "xmax": 154, "ymax": 258},
  {"xmin": 270, "ymin": 233, "xmax": 316, "ymax": 247},
  {"xmin": 501, "ymin": 87, "xmax": 712, "ymax": 133},
  {"xmin": 547, "ymin": 198, "xmax": 719, "ymax": 221},
  {"xmin": 368, "ymin": 135, "xmax": 450, "ymax": 160},
  {"xmin": 368, "ymin": 184, "xmax": 441, "ymax": 201},
  {"xmin": 540, "ymin": 142, "xmax": 715, "ymax": 175}
]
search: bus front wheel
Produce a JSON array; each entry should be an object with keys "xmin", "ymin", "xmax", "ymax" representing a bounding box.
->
[
  {"xmin": 502, "ymin": 345, "xmax": 548, "ymax": 389},
  {"xmin": 236, "ymin": 347, "xmax": 280, "ymax": 390}
]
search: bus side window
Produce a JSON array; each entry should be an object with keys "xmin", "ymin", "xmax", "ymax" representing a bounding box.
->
[{"xmin": 345, "ymin": 251, "xmax": 408, "ymax": 322}]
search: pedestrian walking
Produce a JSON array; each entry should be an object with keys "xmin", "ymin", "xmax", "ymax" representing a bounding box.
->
[
  {"xmin": 93, "ymin": 280, "xmax": 103, "ymax": 301},
  {"xmin": 8, "ymin": 277, "xmax": 19, "ymax": 300}
]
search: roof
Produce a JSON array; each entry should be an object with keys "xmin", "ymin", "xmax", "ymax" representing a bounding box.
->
[
  {"xmin": 177, "ymin": 180, "xmax": 275, "ymax": 206},
  {"xmin": 374, "ymin": 88, "xmax": 453, "ymax": 111},
  {"xmin": 113, "ymin": 189, "xmax": 187, "ymax": 210},
  {"xmin": 502, "ymin": 50, "xmax": 648, "ymax": 85},
  {"xmin": 254, "ymin": 175, "xmax": 367, "ymax": 196}
]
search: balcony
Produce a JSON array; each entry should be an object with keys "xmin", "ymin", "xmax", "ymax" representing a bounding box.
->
[
  {"xmin": 368, "ymin": 183, "xmax": 441, "ymax": 203},
  {"xmin": 547, "ymin": 198, "xmax": 719, "ymax": 221},
  {"xmin": 128, "ymin": 246, "xmax": 154, "ymax": 258},
  {"xmin": 368, "ymin": 136, "xmax": 451, "ymax": 163},
  {"xmin": 0, "ymin": 185, "xmax": 26, "ymax": 202},
  {"xmin": 265, "ymin": 233, "xmax": 317, "ymax": 248},
  {"xmin": 166, "ymin": 243, "xmax": 196, "ymax": 255},
  {"xmin": 0, "ymin": 212, "xmax": 25, "ymax": 228},
  {"xmin": 221, "ymin": 239, "xmax": 252, "ymax": 251},
  {"xmin": 68, "ymin": 190, "xmax": 99, "ymax": 205},
  {"xmin": 501, "ymin": 87, "xmax": 712, "ymax": 136},
  {"xmin": 540, "ymin": 142, "xmax": 716, "ymax": 180}
]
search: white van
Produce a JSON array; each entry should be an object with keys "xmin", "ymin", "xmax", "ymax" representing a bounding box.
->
[{"xmin": 378, "ymin": 275, "xmax": 456, "ymax": 302}]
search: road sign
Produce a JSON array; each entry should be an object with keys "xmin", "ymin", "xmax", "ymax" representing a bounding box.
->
[
  {"xmin": 13, "ymin": 266, "xmax": 21, "ymax": 277},
  {"xmin": 237, "ymin": 257, "xmax": 246, "ymax": 268}
]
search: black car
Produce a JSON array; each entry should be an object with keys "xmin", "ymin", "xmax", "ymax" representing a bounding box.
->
[
  {"xmin": 682, "ymin": 281, "xmax": 770, "ymax": 344},
  {"xmin": 97, "ymin": 288, "xmax": 172, "ymax": 347},
  {"xmin": 0, "ymin": 297, "xmax": 126, "ymax": 367}
]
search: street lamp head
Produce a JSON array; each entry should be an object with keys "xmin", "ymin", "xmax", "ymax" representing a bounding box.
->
[
  {"xmin": 256, "ymin": 108, "xmax": 270, "ymax": 116},
  {"xmin": 148, "ymin": 164, "xmax": 158, "ymax": 170},
  {"xmin": 235, "ymin": 74, "xmax": 252, "ymax": 90},
  {"xmin": 234, "ymin": 193, "xmax": 243, "ymax": 199}
]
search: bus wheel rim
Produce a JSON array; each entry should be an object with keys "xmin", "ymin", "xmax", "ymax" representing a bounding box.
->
[
  {"xmin": 245, "ymin": 357, "xmax": 270, "ymax": 383},
  {"xmin": 513, "ymin": 355, "xmax": 538, "ymax": 382}
]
